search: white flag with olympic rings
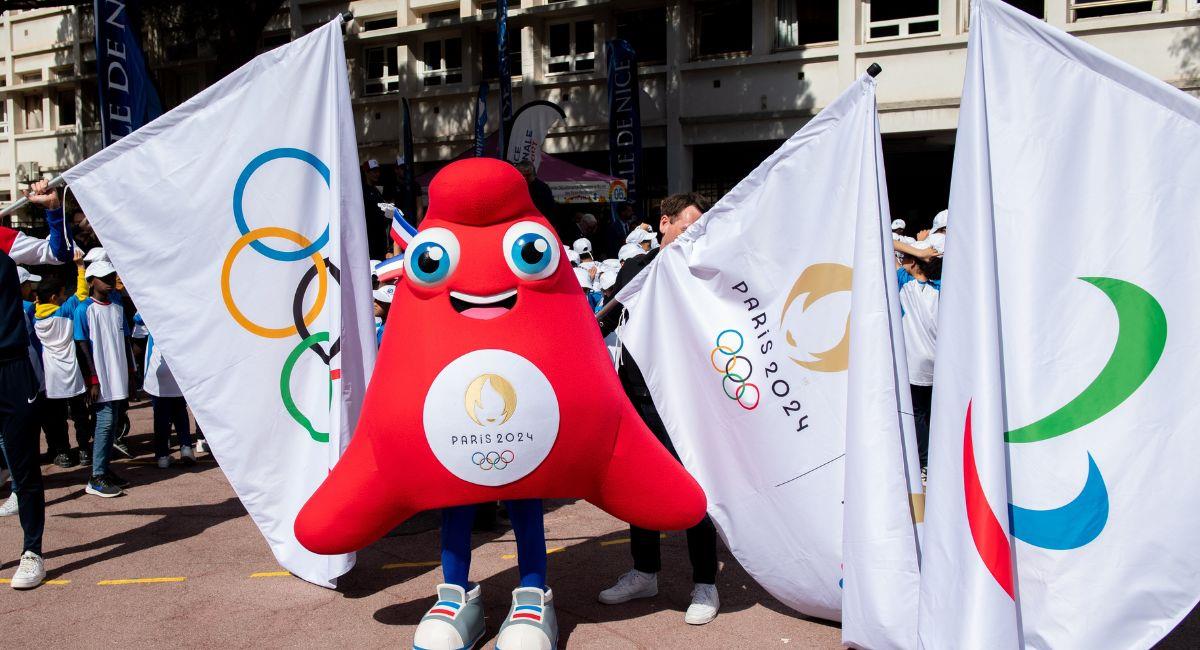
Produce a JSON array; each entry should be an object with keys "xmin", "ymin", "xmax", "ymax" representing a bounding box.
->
[{"xmin": 62, "ymin": 17, "xmax": 376, "ymax": 587}]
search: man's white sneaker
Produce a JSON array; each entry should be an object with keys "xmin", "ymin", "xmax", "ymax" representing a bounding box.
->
[
  {"xmin": 180, "ymin": 445, "xmax": 197, "ymax": 466},
  {"xmin": 156, "ymin": 456, "xmax": 171, "ymax": 469},
  {"xmin": 0, "ymin": 492, "xmax": 17, "ymax": 517},
  {"xmin": 10, "ymin": 551, "xmax": 45, "ymax": 590},
  {"xmin": 684, "ymin": 583, "xmax": 719, "ymax": 625},
  {"xmin": 598, "ymin": 569, "xmax": 658, "ymax": 604}
]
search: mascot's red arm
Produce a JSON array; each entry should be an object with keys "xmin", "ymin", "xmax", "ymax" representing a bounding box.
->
[{"xmin": 590, "ymin": 401, "xmax": 708, "ymax": 531}]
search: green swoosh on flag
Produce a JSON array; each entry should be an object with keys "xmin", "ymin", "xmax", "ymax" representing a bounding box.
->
[{"xmin": 1005, "ymin": 277, "xmax": 1166, "ymax": 444}]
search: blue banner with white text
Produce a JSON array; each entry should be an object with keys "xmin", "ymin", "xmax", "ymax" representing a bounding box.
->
[
  {"xmin": 496, "ymin": 0, "xmax": 514, "ymax": 158},
  {"xmin": 606, "ymin": 39, "xmax": 642, "ymax": 216},
  {"xmin": 94, "ymin": 0, "xmax": 162, "ymax": 147},
  {"xmin": 475, "ymin": 81, "xmax": 489, "ymax": 157}
]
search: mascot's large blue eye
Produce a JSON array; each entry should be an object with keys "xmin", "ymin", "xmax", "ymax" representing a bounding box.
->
[
  {"xmin": 502, "ymin": 221, "xmax": 560, "ymax": 281},
  {"xmin": 404, "ymin": 227, "xmax": 460, "ymax": 288}
]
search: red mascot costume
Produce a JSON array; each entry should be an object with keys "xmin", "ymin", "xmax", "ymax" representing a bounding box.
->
[{"xmin": 295, "ymin": 158, "xmax": 706, "ymax": 649}]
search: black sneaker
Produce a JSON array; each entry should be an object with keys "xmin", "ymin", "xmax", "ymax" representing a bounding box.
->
[
  {"xmin": 77, "ymin": 448, "xmax": 90, "ymax": 466},
  {"xmin": 52, "ymin": 453, "xmax": 75, "ymax": 469},
  {"xmin": 85, "ymin": 476, "xmax": 122, "ymax": 498},
  {"xmin": 104, "ymin": 470, "xmax": 131, "ymax": 489}
]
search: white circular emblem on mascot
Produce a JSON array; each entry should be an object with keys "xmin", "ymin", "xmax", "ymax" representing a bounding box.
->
[{"xmin": 423, "ymin": 349, "xmax": 560, "ymax": 486}]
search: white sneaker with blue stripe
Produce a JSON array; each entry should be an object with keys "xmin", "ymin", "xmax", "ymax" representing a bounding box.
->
[
  {"xmin": 495, "ymin": 586, "xmax": 557, "ymax": 650},
  {"xmin": 412, "ymin": 583, "xmax": 485, "ymax": 650}
]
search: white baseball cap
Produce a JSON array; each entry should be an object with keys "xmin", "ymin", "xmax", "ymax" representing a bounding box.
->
[
  {"xmin": 572, "ymin": 238, "xmax": 592, "ymax": 256},
  {"xmin": 83, "ymin": 247, "xmax": 108, "ymax": 263},
  {"xmin": 598, "ymin": 268, "xmax": 618, "ymax": 291},
  {"xmin": 373, "ymin": 285, "xmax": 395, "ymax": 304},
  {"xmin": 618, "ymin": 243, "xmax": 644, "ymax": 262},
  {"xmin": 931, "ymin": 209, "xmax": 948, "ymax": 232},
  {"xmin": 601, "ymin": 258, "xmax": 621, "ymax": 272},
  {"xmin": 625, "ymin": 227, "xmax": 656, "ymax": 246},
  {"xmin": 85, "ymin": 260, "xmax": 117, "ymax": 279},
  {"xmin": 891, "ymin": 219, "xmax": 906, "ymax": 231},
  {"xmin": 366, "ymin": 159, "xmax": 380, "ymax": 170},
  {"xmin": 16, "ymin": 267, "xmax": 41, "ymax": 284}
]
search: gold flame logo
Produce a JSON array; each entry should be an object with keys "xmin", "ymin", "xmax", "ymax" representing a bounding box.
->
[
  {"xmin": 780, "ymin": 263, "xmax": 853, "ymax": 373},
  {"xmin": 465, "ymin": 374, "xmax": 518, "ymax": 426}
]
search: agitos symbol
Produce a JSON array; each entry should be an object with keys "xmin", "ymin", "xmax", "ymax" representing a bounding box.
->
[
  {"xmin": 964, "ymin": 277, "xmax": 1167, "ymax": 597},
  {"xmin": 780, "ymin": 263, "xmax": 852, "ymax": 373},
  {"xmin": 220, "ymin": 147, "xmax": 340, "ymax": 443}
]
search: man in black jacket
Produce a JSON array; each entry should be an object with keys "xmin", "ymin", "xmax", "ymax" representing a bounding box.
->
[{"xmin": 596, "ymin": 192, "xmax": 723, "ymax": 626}]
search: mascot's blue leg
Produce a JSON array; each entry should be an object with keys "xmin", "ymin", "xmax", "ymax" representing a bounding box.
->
[
  {"xmin": 505, "ymin": 499, "xmax": 546, "ymax": 589},
  {"xmin": 441, "ymin": 505, "xmax": 477, "ymax": 588}
]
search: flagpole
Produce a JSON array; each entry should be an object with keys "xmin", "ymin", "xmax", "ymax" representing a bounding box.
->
[{"xmin": 0, "ymin": 175, "xmax": 66, "ymax": 218}]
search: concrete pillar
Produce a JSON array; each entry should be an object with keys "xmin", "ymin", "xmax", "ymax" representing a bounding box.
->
[
  {"xmin": 837, "ymin": 0, "xmax": 859, "ymax": 86},
  {"xmin": 1045, "ymin": 0, "xmax": 1070, "ymax": 28},
  {"xmin": 289, "ymin": 0, "xmax": 303, "ymax": 39},
  {"xmin": 521, "ymin": 23, "xmax": 537, "ymax": 105},
  {"xmin": 751, "ymin": 0, "xmax": 771, "ymax": 56},
  {"xmin": 665, "ymin": 0, "xmax": 690, "ymax": 193}
]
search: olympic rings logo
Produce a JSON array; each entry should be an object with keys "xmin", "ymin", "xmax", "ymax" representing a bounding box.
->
[
  {"xmin": 472, "ymin": 450, "xmax": 515, "ymax": 471},
  {"xmin": 711, "ymin": 329, "xmax": 760, "ymax": 410},
  {"xmin": 220, "ymin": 148, "xmax": 340, "ymax": 443}
]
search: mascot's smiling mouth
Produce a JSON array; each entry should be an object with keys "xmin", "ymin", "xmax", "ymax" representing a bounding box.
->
[{"xmin": 450, "ymin": 289, "xmax": 517, "ymax": 320}]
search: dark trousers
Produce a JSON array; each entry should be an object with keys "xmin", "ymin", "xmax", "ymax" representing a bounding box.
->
[
  {"xmin": 152, "ymin": 396, "xmax": 193, "ymax": 458},
  {"xmin": 627, "ymin": 394, "xmax": 718, "ymax": 585},
  {"xmin": 911, "ymin": 384, "xmax": 932, "ymax": 469},
  {"xmin": 0, "ymin": 357, "xmax": 45, "ymax": 555},
  {"xmin": 41, "ymin": 394, "xmax": 92, "ymax": 457}
]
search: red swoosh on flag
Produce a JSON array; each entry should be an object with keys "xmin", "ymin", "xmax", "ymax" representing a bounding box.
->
[{"xmin": 962, "ymin": 401, "xmax": 1015, "ymax": 599}]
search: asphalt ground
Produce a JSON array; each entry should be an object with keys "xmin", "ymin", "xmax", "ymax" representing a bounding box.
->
[{"xmin": 0, "ymin": 399, "xmax": 1195, "ymax": 649}]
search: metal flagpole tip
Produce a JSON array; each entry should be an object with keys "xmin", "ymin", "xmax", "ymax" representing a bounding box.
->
[{"xmin": 867, "ymin": 63, "xmax": 883, "ymax": 78}]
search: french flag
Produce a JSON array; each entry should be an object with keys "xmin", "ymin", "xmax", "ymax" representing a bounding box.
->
[
  {"xmin": 374, "ymin": 255, "xmax": 404, "ymax": 283},
  {"xmin": 389, "ymin": 205, "xmax": 417, "ymax": 250}
]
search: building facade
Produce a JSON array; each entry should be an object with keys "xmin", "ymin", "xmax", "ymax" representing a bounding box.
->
[{"xmin": 2, "ymin": 0, "xmax": 1198, "ymax": 224}]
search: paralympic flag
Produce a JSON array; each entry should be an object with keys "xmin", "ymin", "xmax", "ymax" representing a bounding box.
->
[
  {"xmin": 617, "ymin": 75, "xmax": 920, "ymax": 625},
  {"xmin": 61, "ymin": 18, "xmax": 375, "ymax": 587},
  {"xmin": 919, "ymin": 1, "xmax": 1200, "ymax": 647}
]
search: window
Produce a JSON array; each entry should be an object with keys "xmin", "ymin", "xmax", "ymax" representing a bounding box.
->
[
  {"xmin": 426, "ymin": 9, "xmax": 459, "ymax": 24},
  {"xmin": 82, "ymin": 81, "xmax": 101, "ymax": 126},
  {"xmin": 615, "ymin": 8, "xmax": 667, "ymax": 64},
  {"xmin": 0, "ymin": 102, "xmax": 8, "ymax": 135},
  {"xmin": 482, "ymin": 28, "xmax": 523, "ymax": 79},
  {"xmin": 363, "ymin": 16, "xmax": 398, "ymax": 31},
  {"xmin": 776, "ymin": 0, "xmax": 838, "ymax": 48},
  {"xmin": 422, "ymin": 38, "xmax": 463, "ymax": 87},
  {"xmin": 1070, "ymin": 0, "xmax": 1157, "ymax": 20},
  {"xmin": 19, "ymin": 71, "xmax": 42, "ymax": 85},
  {"xmin": 866, "ymin": 0, "xmax": 939, "ymax": 40},
  {"xmin": 694, "ymin": 0, "xmax": 752, "ymax": 58},
  {"xmin": 546, "ymin": 20, "xmax": 595, "ymax": 74},
  {"xmin": 23, "ymin": 95, "xmax": 43, "ymax": 131},
  {"xmin": 57, "ymin": 91, "xmax": 75, "ymax": 128},
  {"xmin": 365, "ymin": 46, "xmax": 401, "ymax": 95},
  {"xmin": 1003, "ymin": 0, "xmax": 1045, "ymax": 19}
]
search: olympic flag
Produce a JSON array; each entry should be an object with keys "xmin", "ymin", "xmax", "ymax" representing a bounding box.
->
[
  {"xmin": 919, "ymin": 1, "xmax": 1200, "ymax": 647},
  {"xmin": 62, "ymin": 18, "xmax": 375, "ymax": 587},
  {"xmin": 616, "ymin": 75, "xmax": 921, "ymax": 630}
]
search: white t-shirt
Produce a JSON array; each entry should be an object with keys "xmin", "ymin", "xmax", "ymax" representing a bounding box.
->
[
  {"xmin": 35, "ymin": 297, "xmax": 86, "ymax": 399},
  {"xmin": 898, "ymin": 268, "xmax": 940, "ymax": 387},
  {"xmin": 74, "ymin": 297, "xmax": 129, "ymax": 402}
]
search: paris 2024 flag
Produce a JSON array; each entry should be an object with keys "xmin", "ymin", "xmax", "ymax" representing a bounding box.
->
[
  {"xmin": 919, "ymin": 1, "xmax": 1200, "ymax": 647},
  {"xmin": 62, "ymin": 17, "xmax": 375, "ymax": 587},
  {"xmin": 617, "ymin": 73, "xmax": 923, "ymax": 644}
]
